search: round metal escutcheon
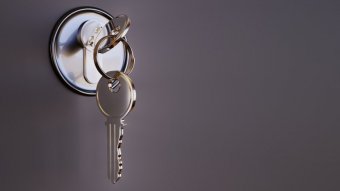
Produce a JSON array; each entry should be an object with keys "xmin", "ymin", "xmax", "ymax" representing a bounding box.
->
[{"xmin": 50, "ymin": 7, "xmax": 128, "ymax": 95}]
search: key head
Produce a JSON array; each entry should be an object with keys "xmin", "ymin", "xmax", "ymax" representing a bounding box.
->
[{"xmin": 96, "ymin": 71, "xmax": 136, "ymax": 119}]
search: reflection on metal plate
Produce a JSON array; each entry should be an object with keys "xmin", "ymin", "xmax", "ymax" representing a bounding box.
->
[{"xmin": 50, "ymin": 7, "xmax": 127, "ymax": 95}]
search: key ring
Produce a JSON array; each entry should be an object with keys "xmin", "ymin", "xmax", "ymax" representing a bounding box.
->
[{"xmin": 94, "ymin": 35, "xmax": 135, "ymax": 80}]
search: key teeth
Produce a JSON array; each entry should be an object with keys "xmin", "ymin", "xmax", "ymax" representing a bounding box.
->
[
  {"xmin": 121, "ymin": 120, "xmax": 127, "ymax": 127},
  {"xmin": 112, "ymin": 178, "xmax": 120, "ymax": 184},
  {"xmin": 116, "ymin": 129, "xmax": 124, "ymax": 182},
  {"xmin": 111, "ymin": 167, "xmax": 122, "ymax": 184}
]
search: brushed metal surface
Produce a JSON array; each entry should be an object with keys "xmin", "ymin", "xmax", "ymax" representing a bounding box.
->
[{"xmin": 50, "ymin": 7, "xmax": 127, "ymax": 95}]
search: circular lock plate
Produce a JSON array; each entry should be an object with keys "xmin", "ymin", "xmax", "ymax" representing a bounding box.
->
[{"xmin": 50, "ymin": 7, "xmax": 128, "ymax": 95}]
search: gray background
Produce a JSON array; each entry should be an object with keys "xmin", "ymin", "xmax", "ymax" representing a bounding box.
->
[{"xmin": 0, "ymin": 0, "xmax": 339, "ymax": 191}]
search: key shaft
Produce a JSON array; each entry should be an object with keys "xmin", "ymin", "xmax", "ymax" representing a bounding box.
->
[{"xmin": 106, "ymin": 118, "xmax": 125, "ymax": 183}]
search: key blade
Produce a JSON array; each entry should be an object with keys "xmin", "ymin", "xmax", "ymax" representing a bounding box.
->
[{"xmin": 107, "ymin": 118, "xmax": 125, "ymax": 184}]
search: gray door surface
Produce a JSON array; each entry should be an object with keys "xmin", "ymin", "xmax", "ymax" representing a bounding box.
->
[{"xmin": 0, "ymin": 1, "xmax": 339, "ymax": 191}]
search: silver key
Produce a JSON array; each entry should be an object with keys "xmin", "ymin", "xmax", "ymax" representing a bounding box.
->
[{"xmin": 96, "ymin": 71, "xmax": 136, "ymax": 183}]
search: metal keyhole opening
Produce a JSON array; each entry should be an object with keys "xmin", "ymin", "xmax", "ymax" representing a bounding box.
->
[{"xmin": 49, "ymin": 7, "xmax": 128, "ymax": 95}]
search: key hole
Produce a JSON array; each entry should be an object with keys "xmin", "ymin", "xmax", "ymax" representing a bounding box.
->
[{"xmin": 108, "ymin": 80, "xmax": 121, "ymax": 93}]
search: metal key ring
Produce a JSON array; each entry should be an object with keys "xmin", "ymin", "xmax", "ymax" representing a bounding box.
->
[
  {"xmin": 94, "ymin": 35, "xmax": 135, "ymax": 79},
  {"xmin": 99, "ymin": 15, "xmax": 131, "ymax": 54}
]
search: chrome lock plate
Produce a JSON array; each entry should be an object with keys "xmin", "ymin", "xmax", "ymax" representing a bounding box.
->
[{"xmin": 50, "ymin": 7, "xmax": 129, "ymax": 95}]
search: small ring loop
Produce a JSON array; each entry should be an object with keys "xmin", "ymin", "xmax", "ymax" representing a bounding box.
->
[
  {"xmin": 99, "ymin": 15, "xmax": 131, "ymax": 54},
  {"xmin": 94, "ymin": 35, "xmax": 135, "ymax": 79}
]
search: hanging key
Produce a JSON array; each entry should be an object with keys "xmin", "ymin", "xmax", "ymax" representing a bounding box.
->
[{"xmin": 96, "ymin": 71, "xmax": 136, "ymax": 183}]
